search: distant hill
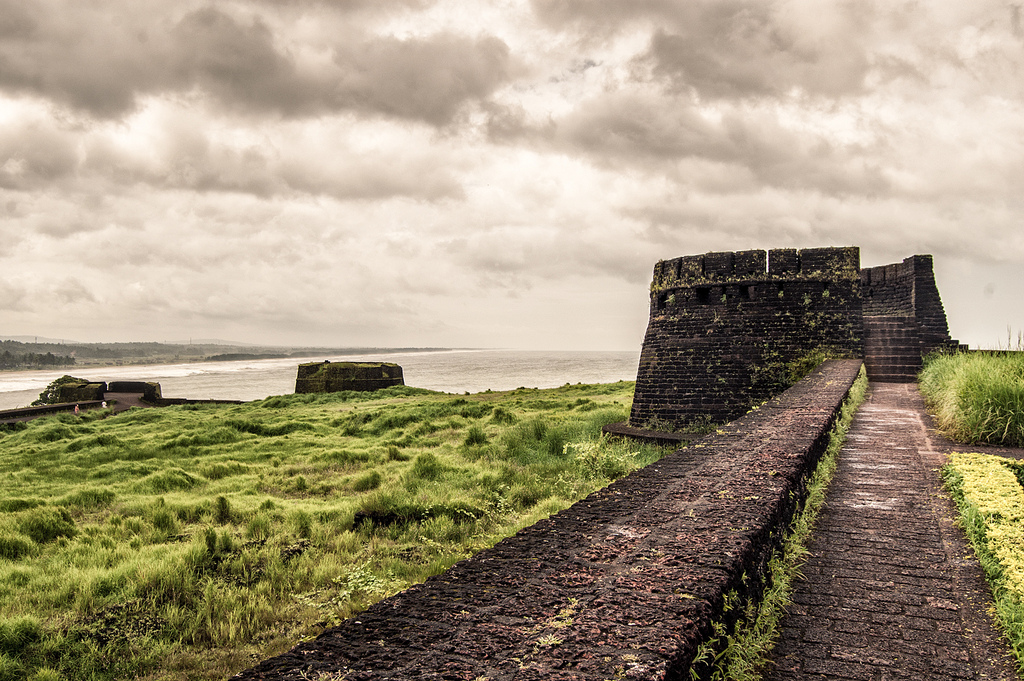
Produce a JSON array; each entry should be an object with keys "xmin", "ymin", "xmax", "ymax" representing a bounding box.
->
[
  {"xmin": 165, "ymin": 338, "xmax": 260, "ymax": 347},
  {"xmin": 0, "ymin": 335, "xmax": 76, "ymax": 344}
]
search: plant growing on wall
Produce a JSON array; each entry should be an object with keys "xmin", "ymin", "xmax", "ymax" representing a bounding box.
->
[{"xmin": 31, "ymin": 375, "xmax": 88, "ymax": 406}]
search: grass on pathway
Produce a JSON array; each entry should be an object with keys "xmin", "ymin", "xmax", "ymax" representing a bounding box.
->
[
  {"xmin": 692, "ymin": 367, "xmax": 868, "ymax": 680},
  {"xmin": 0, "ymin": 381, "xmax": 668, "ymax": 681}
]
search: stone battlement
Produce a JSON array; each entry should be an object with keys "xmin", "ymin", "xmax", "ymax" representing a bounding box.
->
[
  {"xmin": 861, "ymin": 254, "xmax": 952, "ymax": 349},
  {"xmin": 651, "ymin": 247, "xmax": 860, "ymax": 294}
]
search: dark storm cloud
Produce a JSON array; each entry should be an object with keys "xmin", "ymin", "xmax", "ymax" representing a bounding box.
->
[
  {"xmin": 533, "ymin": 0, "xmax": 871, "ymax": 98},
  {"xmin": 0, "ymin": 3, "xmax": 513, "ymax": 125},
  {"xmin": 498, "ymin": 91, "xmax": 889, "ymax": 196},
  {"xmin": 174, "ymin": 8, "xmax": 515, "ymax": 123},
  {"xmin": 0, "ymin": 279, "xmax": 28, "ymax": 311},
  {"xmin": 329, "ymin": 33, "xmax": 513, "ymax": 125},
  {"xmin": 645, "ymin": 7, "xmax": 870, "ymax": 98},
  {"xmin": 0, "ymin": 119, "xmax": 79, "ymax": 189},
  {"xmin": 168, "ymin": 7, "xmax": 309, "ymax": 116}
]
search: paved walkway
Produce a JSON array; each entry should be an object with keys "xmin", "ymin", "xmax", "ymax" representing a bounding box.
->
[{"xmin": 767, "ymin": 382, "xmax": 1019, "ymax": 680}]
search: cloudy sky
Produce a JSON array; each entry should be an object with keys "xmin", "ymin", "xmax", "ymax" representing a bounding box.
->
[{"xmin": 1, "ymin": 0, "xmax": 1021, "ymax": 351}]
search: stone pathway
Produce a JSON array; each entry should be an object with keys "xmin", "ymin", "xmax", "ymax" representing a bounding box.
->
[{"xmin": 766, "ymin": 382, "xmax": 1019, "ymax": 680}]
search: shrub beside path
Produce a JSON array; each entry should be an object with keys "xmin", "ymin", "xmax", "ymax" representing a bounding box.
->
[{"xmin": 767, "ymin": 382, "xmax": 1020, "ymax": 680}]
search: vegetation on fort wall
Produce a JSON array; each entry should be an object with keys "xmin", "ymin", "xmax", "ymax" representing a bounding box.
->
[
  {"xmin": 943, "ymin": 452, "xmax": 1024, "ymax": 674},
  {"xmin": 0, "ymin": 381, "xmax": 665, "ymax": 681},
  {"xmin": 696, "ymin": 367, "xmax": 868, "ymax": 680},
  {"xmin": 919, "ymin": 352, "xmax": 1024, "ymax": 447}
]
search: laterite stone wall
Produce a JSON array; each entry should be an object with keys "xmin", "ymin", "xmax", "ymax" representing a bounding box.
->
[
  {"xmin": 629, "ymin": 247, "xmax": 863, "ymax": 430},
  {"xmin": 107, "ymin": 381, "xmax": 162, "ymax": 402},
  {"xmin": 294, "ymin": 361, "xmax": 404, "ymax": 394},
  {"xmin": 237, "ymin": 360, "xmax": 863, "ymax": 681},
  {"xmin": 56, "ymin": 381, "xmax": 107, "ymax": 403},
  {"xmin": 860, "ymin": 254, "xmax": 956, "ymax": 352}
]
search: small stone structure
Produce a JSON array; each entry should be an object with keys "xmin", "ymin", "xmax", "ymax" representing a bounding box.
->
[
  {"xmin": 629, "ymin": 247, "xmax": 958, "ymax": 430},
  {"xmin": 55, "ymin": 379, "xmax": 162, "ymax": 405},
  {"xmin": 107, "ymin": 380, "xmax": 162, "ymax": 403},
  {"xmin": 294, "ymin": 361, "xmax": 404, "ymax": 394}
]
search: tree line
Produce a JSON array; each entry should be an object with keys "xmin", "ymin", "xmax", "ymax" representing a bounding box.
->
[{"xmin": 0, "ymin": 351, "xmax": 76, "ymax": 369}]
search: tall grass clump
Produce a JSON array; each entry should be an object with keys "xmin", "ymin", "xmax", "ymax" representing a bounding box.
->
[
  {"xmin": 943, "ymin": 452, "xmax": 1024, "ymax": 674},
  {"xmin": 919, "ymin": 351, "xmax": 1024, "ymax": 447},
  {"xmin": 0, "ymin": 379, "xmax": 664, "ymax": 681}
]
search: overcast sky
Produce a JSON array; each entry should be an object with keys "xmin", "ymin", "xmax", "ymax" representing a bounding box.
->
[{"xmin": 1, "ymin": 0, "xmax": 1021, "ymax": 351}]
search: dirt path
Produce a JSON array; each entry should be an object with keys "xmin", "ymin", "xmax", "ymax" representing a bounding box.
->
[
  {"xmin": 766, "ymin": 382, "xmax": 1019, "ymax": 680},
  {"xmin": 102, "ymin": 392, "xmax": 152, "ymax": 413}
]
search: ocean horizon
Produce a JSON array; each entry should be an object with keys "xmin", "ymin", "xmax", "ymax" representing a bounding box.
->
[{"xmin": 0, "ymin": 349, "xmax": 641, "ymax": 411}]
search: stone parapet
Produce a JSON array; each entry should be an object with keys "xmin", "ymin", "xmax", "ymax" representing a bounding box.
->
[{"xmin": 651, "ymin": 247, "xmax": 860, "ymax": 294}]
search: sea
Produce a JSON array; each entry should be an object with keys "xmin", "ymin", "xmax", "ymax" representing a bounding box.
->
[{"xmin": 0, "ymin": 349, "xmax": 641, "ymax": 411}]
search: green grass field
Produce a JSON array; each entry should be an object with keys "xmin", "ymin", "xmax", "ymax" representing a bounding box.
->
[
  {"xmin": 919, "ymin": 351, "xmax": 1024, "ymax": 447},
  {"xmin": 0, "ymin": 381, "xmax": 668, "ymax": 681}
]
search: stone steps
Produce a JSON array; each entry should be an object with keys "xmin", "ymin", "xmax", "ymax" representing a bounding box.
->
[{"xmin": 863, "ymin": 316, "xmax": 922, "ymax": 383}]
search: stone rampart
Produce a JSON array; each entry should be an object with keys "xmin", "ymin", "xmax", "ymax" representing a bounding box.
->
[
  {"xmin": 238, "ymin": 359, "xmax": 863, "ymax": 681},
  {"xmin": 631, "ymin": 247, "xmax": 863, "ymax": 430}
]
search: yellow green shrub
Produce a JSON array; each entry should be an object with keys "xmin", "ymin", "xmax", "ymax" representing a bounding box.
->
[{"xmin": 944, "ymin": 452, "xmax": 1024, "ymax": 672}]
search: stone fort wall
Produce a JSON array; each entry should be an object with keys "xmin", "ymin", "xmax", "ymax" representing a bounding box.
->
[
  {"xmin": 861, "ymin": 254, "xmax": 954, "ymax": 350},
  {"xmin": 630, "ymin": 247, "xmax": 864, "ymax": 430},
  {"xmin": 630, "ymin": 247, "xmax": 955, "ymax": 429}
]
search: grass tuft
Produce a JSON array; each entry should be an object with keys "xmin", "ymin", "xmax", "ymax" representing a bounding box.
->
[{"xmin": 919, "ymin": 351, "xmax": 1024, "ymax": 447}]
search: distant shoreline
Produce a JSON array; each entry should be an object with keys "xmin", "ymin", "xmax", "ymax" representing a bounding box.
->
[{"xmin": 0, "ymin": 345, "xmax": 465, "ymax": 372}]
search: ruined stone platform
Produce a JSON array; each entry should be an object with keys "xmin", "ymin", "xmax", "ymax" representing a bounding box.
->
[{"xmin": 766, "ymin": 382, "xmax": 1019, "ymax": 680}]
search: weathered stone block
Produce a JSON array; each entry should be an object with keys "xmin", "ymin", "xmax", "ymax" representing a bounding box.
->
[
  {"xmin": 733, "ymin": 250, "xmax": 767, "ymax": 277},
  {"xmin": 768, "ymin": 248, "xmax": 799, "ymax": 275},
  {"xmin": 679, "ymin": 254, "xmax": 704, "ymax": 281},
  {"xmin": 800, "ymin": 246, "xmax": 859, "ymax": 277},
  {"xmin": 703, "ymin": 251, "xmax": 735, "ymax": 279},
  {"xmin": 107, "ymin": 381, "xmax": 162, "ymax": 402}
]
